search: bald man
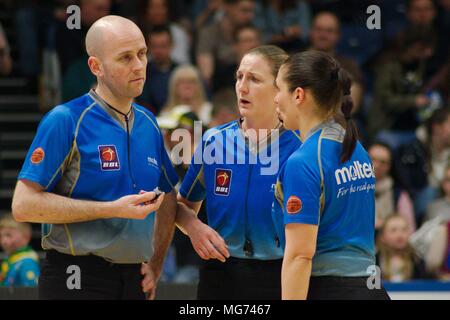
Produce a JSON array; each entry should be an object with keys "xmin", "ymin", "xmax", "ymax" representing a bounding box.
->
[{"xmin": 12, "ymin": 16, "xmax": 179, "ymax": 300}]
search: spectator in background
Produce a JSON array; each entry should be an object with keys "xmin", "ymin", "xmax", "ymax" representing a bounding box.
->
[
  {"xmin": 213, "ymin": 24, "xmax": 262, "ymax": 93},
  {"xmin": 395, "ymin": 108, "xmax": 450, "ymax": 224},
  {"xmin": 196, "ymin": 0, "xmax": 255, "ymax": 87},
  {"xmin": 411, "ymin": 167, "xmax": 450, "ymax": 278},
  {"xmin": 0, "ymin": 23, "xmax": 12, "ymax": 76},
  {"xmin": 0, "ymin": 215, "xmax": 40, "ymax": 287},
  {"xmin": 209, "ymin": 88, "xmax": 239, "ymax": 128},
  {"xmin": 369, "ymin": 143, "xmax": 416, "ymax": 233},
  {"xmin": 425, "ymin": 221, "xmax": 450, "ymax": 279},
  {"xmin": 62, "ymin": 54, "xmax": 97, "ymax": 101},
  {"xmin": 55, "ymin": 0, "xmax": 111, "ymax": 76},
  {"xmin": 437, "ymin": 0, "xmax": 450, "ymax": 35},
  {"xmin": 308, "ymin": 12, "xmax": 364, "ymax": 115},
  {"xmin": 388, "ymin": 0, "xmax": 449, "ymax": 84},
  {"xmin": 191, "ymin": 0, "xmax": 223, "ymax": 30},
  {"xmin": 161, "ymin": 65, "xmax": 212, "ymax": 126},
  {"xmin": 424, "ymin": 165, "xmax": 450, "ymax": 223},
  {"xmin": 139, "ymin": 0, "xmax": 191, "ymax": 65},
  {"xmin": 376, "ymin": 215, "xmax": 429, "ymax": 282},
  {"xmin": 137, "ymin": 25, "xmax": 178, "ymax": 114},
  {"xmin": 254, "ymin": 0, "xmax": 310, "ymax": 52},
  {"xmin": 369, "ymin": 27, "xmax": 439, "ymax": 149}
]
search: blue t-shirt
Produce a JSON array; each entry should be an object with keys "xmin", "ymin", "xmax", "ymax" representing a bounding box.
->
[
  {"xmin": 179, "ymin": 120, "xmax": 302, "ymax": 260},
  {"xmin": 18, "ymin": 90, "xmax": 179, "ymax": 263},
  {"xmin": 273, "ymin": 120, "xmax": 376, "ymax": 276}
]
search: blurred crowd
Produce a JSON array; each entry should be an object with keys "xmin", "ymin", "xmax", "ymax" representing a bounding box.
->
[{"xmin": 0, "ymin": 0, "xmax": 449, "ymax": 286}]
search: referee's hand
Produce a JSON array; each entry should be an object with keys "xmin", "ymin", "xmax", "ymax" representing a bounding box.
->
[
  {"xmin": 141, "ymin": 262, "xmax": 157, "ymax": 300},
  {"xmin": 111, "ymin": 191, "xmax": 165, "ymax": 219},
  {"xmin": 188, "ymin": 219, "xmax": 230, "ymax": 262}
]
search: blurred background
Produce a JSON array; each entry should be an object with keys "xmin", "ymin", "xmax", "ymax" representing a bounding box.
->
[{"xmin": 0, "ymin": 0, "xmax": 449, "ymax": 298}]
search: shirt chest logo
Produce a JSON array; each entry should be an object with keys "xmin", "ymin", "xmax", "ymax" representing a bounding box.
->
[
  {"xmin": 214, "ymin": 169, "xmax": 232, "ymax": 196},
  {"xmin": 98, "ymin": 145, "xmax": 120, "ymax": 171}
]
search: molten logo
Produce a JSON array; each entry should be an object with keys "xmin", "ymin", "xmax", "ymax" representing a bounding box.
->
[
  {"xmin": 215, "ymin": 169, "xmax": 232, "ymax": 196},
  {"xmin": 98, "ymin": 145, "xmax": 120, "ymax": 171},
  {"xmin": 334, "ymin": 161, "xmax": 375, "ymax": 185}
]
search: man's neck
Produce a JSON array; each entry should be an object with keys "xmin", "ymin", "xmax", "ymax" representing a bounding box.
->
[{"xmin": 95, "ymin": 85, "xmax": 133, "ymax": 115}]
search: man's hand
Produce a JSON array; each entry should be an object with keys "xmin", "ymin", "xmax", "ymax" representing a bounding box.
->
[
  {"xmin": 187, "ymin": 219, "xmax": 230, "ymax": 262},
  {"xmin": 141, "ymin": 262, "xmax": 159, "ymax": 300},
  {"xmin": 111, "ymin": 191, "xmax": 165, "ymax": 219}
]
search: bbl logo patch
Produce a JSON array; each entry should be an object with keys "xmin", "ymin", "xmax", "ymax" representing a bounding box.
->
[
  {"xmin": 287, "ymin": 195, "xmax": 302, "ymax": 214},
  {"xmin": 30, "ymin": 147, "xmax": 45, "ymax": 164},
  {"xmin": 214, "ymin": 169, "xmax": 232, "ymax": 196},
  {"xmin": 98, "ymin": 145, "xmax": 120, "ymax": 171}
]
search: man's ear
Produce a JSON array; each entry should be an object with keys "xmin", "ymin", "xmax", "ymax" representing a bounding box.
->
[{"xmin": 88, "ymin": 56, "xmax": 103, "ymax": 77}]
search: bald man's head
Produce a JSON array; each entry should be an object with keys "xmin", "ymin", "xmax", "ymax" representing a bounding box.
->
[
  {"xmin": 85, "ymin": 15, "xmax": 144, "ymax": 58},
  {"xmin": 85, "ymin": 15, "xmax": 148, "ymax": 101}
]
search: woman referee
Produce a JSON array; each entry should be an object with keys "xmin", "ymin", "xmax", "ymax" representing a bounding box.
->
[
  {"xmin": 175, "ymin": 45, "xmax": 302, "ymax": 299},
  {"xmin": 273, "ymin": 51, "xmax": 390, "ymax": 300}
]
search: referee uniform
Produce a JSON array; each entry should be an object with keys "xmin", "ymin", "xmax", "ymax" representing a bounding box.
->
[
  {"xmin": 18, "ymin": 90, "xmax": 179, "ymax": 299},
  {"xmin": 179, "ymin": 119, "xmax": 301, "ymax": 299},
  {"xmin": 273, "ymin": 120, "xmax": 390, "ymax": 299}
]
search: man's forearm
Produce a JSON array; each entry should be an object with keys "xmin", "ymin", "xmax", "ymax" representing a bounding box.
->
[
  {"xmin": 175, "ymin": 201, "xmax": 199, "ymax": 235},
  {"xmin": 12, "ymin": 186, "xmax": 115, "ymax": 224},
  {"xmin": 149, "ymin": 191, "xmax": 177, "ymax": 276}
]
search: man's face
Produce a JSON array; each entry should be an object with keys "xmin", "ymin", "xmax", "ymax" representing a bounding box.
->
[
  {"xmin": 310, "ymin": 14, "xmax": 340, "ymax": 52},
  {"xmin": 228, "ymin": 1, "xmax": 255, "ymax": 27},
  {"xmin": 235, "ymin": 29, "xmax": 261, "ymax": 58},
  {"xmin": 407, "ymin": 0, "xmax": 436, "ymax": 27},
  {"xmin": 98, "ymin": 29, "xmax": 148, "ymax": 99},
  {"xmin": 0, "ymin": 227, "xmax": 28, "ymax": 255},
  {"xmin": 81, "ymin": 0, "xmax": 111, "ymax": 27},
  {"xmin": 149, "ymin": 32, "xmax": 172, "ymax": 65},
  {"xmin": 147, "ymin": 0, "xmax": 168, "ymax": 26}
]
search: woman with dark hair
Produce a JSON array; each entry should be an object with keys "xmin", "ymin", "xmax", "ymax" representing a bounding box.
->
[{"xmin": 273, "ymin": 50, "xmax": 389, "ymax": 299}]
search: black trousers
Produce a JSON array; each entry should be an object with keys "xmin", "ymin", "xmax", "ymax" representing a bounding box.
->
[
  {"xmin": 197, "ymin": 257, "xmax": 282, "ymax": 300},
  {"xmin": 39, "ymin": 250, "xmax": 145, "ymax": 300},
  {"xmin": 307, "ymin": 276, "xmax": 391, "ymax": 300}
]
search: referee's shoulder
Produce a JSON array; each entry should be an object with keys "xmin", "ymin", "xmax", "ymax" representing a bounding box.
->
[
  {"xmin": 42, "ymin": 93, "xmax": 93, "ymax": 123},
  {"xmin": 132, "ymin": 102, "xmax": 156, "ymax": 118},
  {"xmin": 203, "ymin": 119, "xmax": 238, "ymax": 141}
]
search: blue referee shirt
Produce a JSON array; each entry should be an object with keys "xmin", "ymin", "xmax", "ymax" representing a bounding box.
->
[
  {"xmin": 273, "ymin": 120, "xmax": 376, "ymax": 276},
  {"xmin": 179, "ymin": 120, "xmax": 302, "ymax": 260},
  {"xmin": 18, "ymin": 90, "xmax": 179, "ymax": 264}
]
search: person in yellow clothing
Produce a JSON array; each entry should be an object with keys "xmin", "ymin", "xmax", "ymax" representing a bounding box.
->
[{"xmin": 0, "ymin": 215, "xmax": 39, "ymax": 287}]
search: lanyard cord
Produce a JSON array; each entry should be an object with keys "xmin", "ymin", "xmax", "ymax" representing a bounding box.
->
[{"xmin": 105, "ymin": 103, "xmax": 137, "ymax": 189}]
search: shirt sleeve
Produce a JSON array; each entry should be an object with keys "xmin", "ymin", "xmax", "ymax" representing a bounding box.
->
[
  {"xmin": 282, "ymin": 154, "xmax": 322, "ymax": 226},
  {"xmin": 179, "ymin": 141, "xmax": 206, "ymax": 202},
  {"xmin": 18, "ymin": 106, "xmax": 75, "ymax": 189}
]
